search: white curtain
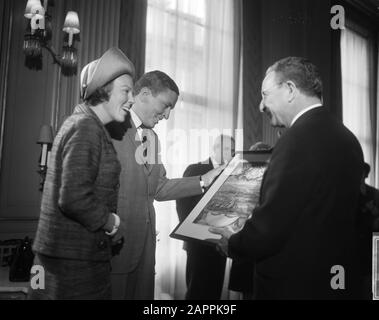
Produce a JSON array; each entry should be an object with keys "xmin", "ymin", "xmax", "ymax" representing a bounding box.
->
[
  {"xmin": 341, "ymin": 27, "xmax": 377, "ymax": 187},
  {"xmin": 145, "ymin": 0, "xmax": 242, "ymax": 299}
]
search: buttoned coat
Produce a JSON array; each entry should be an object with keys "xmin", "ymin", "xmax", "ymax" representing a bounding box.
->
[{"xmin": 33, "ymin": 104, "xmax": 121, "ymax": 262}]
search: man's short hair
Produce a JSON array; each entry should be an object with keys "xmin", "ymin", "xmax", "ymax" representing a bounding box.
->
[
  {"xmin": 85, "ymin": 81, "xmax": 114, "ymax": 106},
  {"xmin": 267, "ymin": 57, "xmax": 323, "ymax": 100},
  {"xmin": 133, "ymin": 70, "xmax": 179, "ymax": 97}
]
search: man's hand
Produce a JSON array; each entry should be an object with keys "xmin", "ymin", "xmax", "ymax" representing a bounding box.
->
[
  {"xmin": 208, "ymin": 226, "xmax": 234, "ymax": 257},
  {"xmin": 201, "ymin": 163, "xmax": 227, "ymax": 188},
  {"xmin": 111, "ymin": 219, "xmax": 125, "ymax": 242}
]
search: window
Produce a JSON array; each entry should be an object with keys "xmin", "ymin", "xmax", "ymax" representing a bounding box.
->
[
  {"xmin": 341, "ymin": 24, "xmax": 377, "ymax": 186},
  {"xmin": 145, "ymin": 0, "xmax": 237, "ymax": 136},
  {"xmin": 145, "ymin": 0, "xmax": 240, "ymax": 299}
]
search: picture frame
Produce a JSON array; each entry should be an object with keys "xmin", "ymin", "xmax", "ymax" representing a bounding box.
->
[{"xmin": 170, "ymin": 150, "xmax": 271, "ymax": 245}]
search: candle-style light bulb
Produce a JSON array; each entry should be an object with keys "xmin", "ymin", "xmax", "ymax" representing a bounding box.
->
[
  {"xmin": 63, "ymin": 11, "xmax": 80, "ymax": 47},
  {"xmin": 40, "ymin": 144, "xmax": 48, "ymax": 166},
  {"xmin": 24, "ymin": 0, "xmax": 43, "ymax": 19}
]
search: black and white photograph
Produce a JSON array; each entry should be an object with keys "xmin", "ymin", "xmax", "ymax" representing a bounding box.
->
[{"xmin": 0, "ymin": 0, "xmax": 379, "ymax": 305}]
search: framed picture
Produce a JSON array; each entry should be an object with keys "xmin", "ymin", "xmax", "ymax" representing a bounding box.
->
[{"xmin": 170, "ymin": 150, "xmax": 271, "ymax": 245}]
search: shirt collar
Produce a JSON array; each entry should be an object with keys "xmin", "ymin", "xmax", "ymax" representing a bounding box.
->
[
  {"xmin": 129, "ymin": 108, "xmax": 143, "ymax": 129},
  {"xmin": 290, "ymin": 103, "xmax": 323, "ymax": 127},
  {"xmin": 210, "ymin": 156, "xmax": 221, "ymax": 168}
]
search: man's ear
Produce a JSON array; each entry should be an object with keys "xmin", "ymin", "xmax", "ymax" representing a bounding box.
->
[
  {"xmin": 286, "ymin": 80, "xmax": 297, "ymax": 103},
  {"xmin": 139, "ymin": 87, "xmax": 152, "ymax": 103}
]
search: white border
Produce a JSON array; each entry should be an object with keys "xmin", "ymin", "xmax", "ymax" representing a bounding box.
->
[
  {"xmin": 174, "ymin": 154, "xmax": 246, "ymax": 241},
  {"xmin": 373, "ymin": 233, "xmax": 379, "ymax": 300}
]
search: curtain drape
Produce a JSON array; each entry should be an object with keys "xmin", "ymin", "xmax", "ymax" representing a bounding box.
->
[
  {"xmin": 341, "ymin": 27, "xmax": 377, "ymax": 186},
  {"xmin": 119, "ymin": 0, "xmax": 147, "ymax": 80},
  {"xmin": 242, "ymin": 0, "xmax": 263, "ymax": 150},
  {"xmin": 0, "ymin": 0, "xmax": 13, "ymax": 175},
  {"xmin": 145, "ymin": 0, "xmax": 242, "ymax": 299},
  {"xmin": 50, "ymin": 0, "xmax": 121, "ymax": 132}
]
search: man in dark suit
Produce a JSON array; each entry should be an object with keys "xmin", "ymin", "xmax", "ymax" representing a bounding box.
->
[
  {"xmin": 211, "ymin": 57, "xmax": 365, "ymax": 299},
  {"xmin": 176, "ymin": 135, "xmax": 235, "ymax": 300}
]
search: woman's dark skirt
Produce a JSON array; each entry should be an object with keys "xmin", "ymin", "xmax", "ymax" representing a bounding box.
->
[{"xmin": 28, "ymin": 253, "xmax": 111, "ymax": 300}]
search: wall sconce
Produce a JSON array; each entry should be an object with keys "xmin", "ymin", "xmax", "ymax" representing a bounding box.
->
[
  {"xmin": 23, "ymin": 0, "xmax": 80, "ymax": 76},
  {"xmin": 37, "ymin": 124, "xmax": 54, "ymax": 191}
]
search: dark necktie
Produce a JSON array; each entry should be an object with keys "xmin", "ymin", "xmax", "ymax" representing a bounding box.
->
[
  {"xmin": 142, "ymin": 134, "xmax": 148, "ymax": 160},
  {"xmin": 141, "ymin": 131, "xmax": 150, "ymax": 168}
]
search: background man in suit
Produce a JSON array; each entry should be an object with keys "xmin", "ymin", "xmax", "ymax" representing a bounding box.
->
[
  {"xmin": 109, "ymin": 71, "xmax": 225, "ymax": 300},
  {"xmin": 211, "ymin": 57, "xmax": 364, "ymax": 299},
  {"xmin": 176, "ymin": 134, "xmax": 235, "ymax": 300}
]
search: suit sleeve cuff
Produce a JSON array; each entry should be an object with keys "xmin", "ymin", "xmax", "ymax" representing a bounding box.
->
[{"xmin": 199, "ymin": 176, "xmax": 205, "ymax": 193}]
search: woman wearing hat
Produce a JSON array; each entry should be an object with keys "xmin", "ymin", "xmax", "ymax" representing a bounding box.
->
[{"xmin": 29, "ymin": 48, "xmax": 135, "ymax": 300}]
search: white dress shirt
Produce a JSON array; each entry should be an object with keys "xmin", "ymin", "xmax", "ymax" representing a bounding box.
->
[
  {"xmin": 290, "ymin": 103, "xmax": 323, "ymax": 127},
  {"xmin": 129, "ymin": 109, "xmax": 144, "ymax": 141}
]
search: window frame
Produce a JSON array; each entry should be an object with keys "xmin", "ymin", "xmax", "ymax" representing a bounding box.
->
[{"xmin": 146, "ymin": 0, "xmax": 219, "ymax": 110}]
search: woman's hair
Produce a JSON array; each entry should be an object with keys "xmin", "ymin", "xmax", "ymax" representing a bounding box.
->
[{"xmin": 84, "ymin": 81, "xmax": 114, "ymax": 106}]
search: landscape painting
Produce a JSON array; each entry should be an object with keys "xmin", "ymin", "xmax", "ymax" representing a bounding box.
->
[{"xmin": 193, "ymin": 162, "xmax": 266, "ymax": 233}]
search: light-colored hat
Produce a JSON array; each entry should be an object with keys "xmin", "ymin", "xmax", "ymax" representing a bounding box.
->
[{"xmin": 80, "ymin": 47, "xmax": 135, "ymax": 100}]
